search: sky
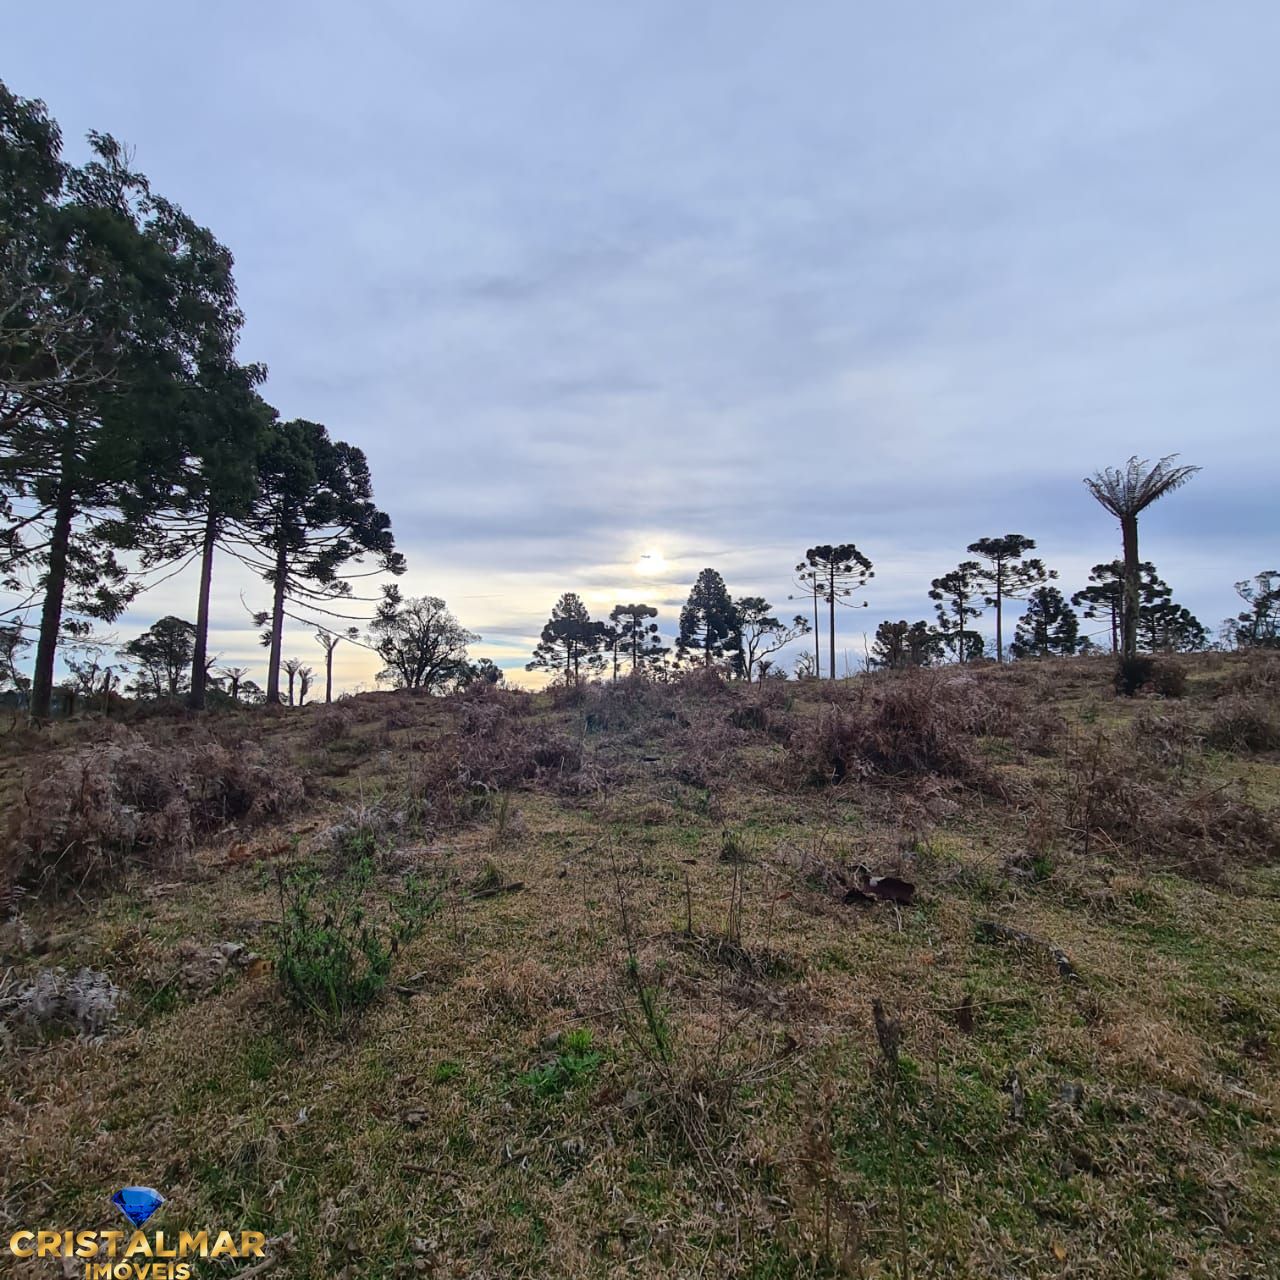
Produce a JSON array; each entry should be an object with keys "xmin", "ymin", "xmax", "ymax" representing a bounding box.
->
[{"xmin": 6, "ymin": 2, "xmax": 1279, "ymax": 689}]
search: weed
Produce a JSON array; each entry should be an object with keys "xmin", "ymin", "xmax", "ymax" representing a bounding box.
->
[
  {"xmin": 272, "ymin": 859, "xmax": 439, "ymax": 1033},
  {"xmin": 517, "ymin": 1028, "xmax": 603, "ymax": 1098}
]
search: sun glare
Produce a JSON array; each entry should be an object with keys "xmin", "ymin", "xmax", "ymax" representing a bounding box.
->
[{"xmin": 633, "ymin": 547, "xmax": 667, "ymax": 576}]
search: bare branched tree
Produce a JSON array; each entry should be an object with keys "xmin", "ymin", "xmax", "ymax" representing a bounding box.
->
[{"xmin": 1083, "ymin": 456, "xmax": 1200, "ymax": 661}]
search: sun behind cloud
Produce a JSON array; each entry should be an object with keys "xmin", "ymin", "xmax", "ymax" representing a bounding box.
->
[{"xmin": 633, "ymin": 547, "xmax": 667, "ymax": 577}]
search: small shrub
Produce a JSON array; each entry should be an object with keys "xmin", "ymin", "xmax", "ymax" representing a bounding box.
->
[
  {"xmin": 1130, "ymin": 706, "xmax": 1201, "ymax": 769},
  {"xmin": 1061, "ymin": 732, "xmax": 1279, "ymax": 878},
  {"xmin": 1115, "ymin": 656, "xmax": 1186, "ymax": 698},
  {"xmin": 1204, "ymin": 697, "xmax": 1280, "ymax": 754},
  {"xmin": 1150, "ymin": 661, "xmax": 1188, "ymax": 698},
  {"xmin": 1115, "ymin": 656, "xmax": 1156, "ymax": 697},
  {"xmin": 307, "ymin": 705, "xmax": 354, "ymax": 746},
  {"xmin": 4, "ymin": 731, "xmax": 304, "ymax": 890},
  {"xmin": 273, "ymin": 859, "xmax": 439, "ymax": 1033},
  {"xmin": 317, "ymin": 795, "xmax": 408, "ymax": 866},
  {"xmin": 787, "ymin": 673, "xmax": 1004, "ymax": 792}
]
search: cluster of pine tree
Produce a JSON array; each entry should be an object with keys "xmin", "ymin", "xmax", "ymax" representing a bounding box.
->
[
  {"xmin": 876, "ymin": 542, "xmax": 1213, "ymax": 671},
  {"xmin": 0, "ymin": 82, "xmax": 405, "ymax": 715},
  {"xmin": 528, "ymin": 533, "xmax": 1271, "ymax": 688}
]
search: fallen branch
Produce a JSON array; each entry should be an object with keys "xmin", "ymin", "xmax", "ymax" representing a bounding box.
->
[{"xmin": 470, "ymin": 880, "xmax": 525, "ymax": 901}]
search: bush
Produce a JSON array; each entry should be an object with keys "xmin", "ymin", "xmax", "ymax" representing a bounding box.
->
[
  {"xmin": 1114, "ymin": 656, "xmax": 1186, "ymax": 698},
  {"xmin": 787, "ymin": 672, "xmax": 1010, "ymax": 791},
  {"xmin": 273, "ymin": 859, "xmax": 439, "ymax": 1033},
  {"xmin": 1062, "ymin": 733, "xmax": 1279, "ymax": 879},
  {"xmin": 4, "ymin": 730, "xmax": 304, "ymax": 890},
  {"xmin": 1203, "ymin": 697, "xmax": 1280, "ymax": 754},
  {"xmin": 1114, "ymin": 656, "xmax": 1155, "ymax": 696}
]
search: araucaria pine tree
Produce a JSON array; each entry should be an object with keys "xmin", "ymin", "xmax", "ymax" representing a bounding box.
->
[
  {"xmin": 797, "ymin": 545, "xmax": 873, "ymax": 681},
  {"xmin": 609, "ymin": 603, "xmax": 666, "ymax": 674},
  {"xmin": 870, "ymin": 620, "xmax": 944, "ymax": 670},
  {"xmin": 1, "ymin": 88, "xmax": 245, "ymax": 718},
  {"xmin": 235, "ymin": 419, "xmax": 404, "ymax": 704},
  {"xmin": 929, "ymin": 562, "xmax": 986, "ymax": 662},
  {"xmin": 677, "ymin": 569, "xmax": 739, "ymax": 668},
  {"xmin": 967, "ymin": 534, "xmax": 1054, "ymax": 663},
  {"xmin": 1229, "ymin": 571, "xmax": 1280, "ymax": 650},
  {"xmin": 1071, "ymin": 561, "xmax": 1163, "ymax": 654},
  {"xmin": 527, "ymin": 593, "xmax": 606, "ymax": 684},
  {"xmin": 1009, "ymin": 587, "xmax": 1079, "ymax": 658}
]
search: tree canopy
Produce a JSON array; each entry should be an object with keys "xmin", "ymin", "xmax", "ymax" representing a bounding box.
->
[
  {"xmin": 677, "ymin": 569, "xmax": 739, "ymax": 667},
  {"xmin": 369, "ymin": 591, "xmax": 478, "ymax": 692}
]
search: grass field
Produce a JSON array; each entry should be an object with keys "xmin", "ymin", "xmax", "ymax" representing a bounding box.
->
[{"xmin": 2, "ymin": 654, "xmax": 1278, "ymax": 1278}]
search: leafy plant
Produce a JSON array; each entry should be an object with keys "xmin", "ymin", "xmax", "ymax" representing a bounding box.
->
[
  {"xmin": 272, "ymin": 858, "xmax": 439, "ymax": 1033},
  {"xmin": 517, "ymin": 1028, "xmax": 603, "ymax": 1098}
]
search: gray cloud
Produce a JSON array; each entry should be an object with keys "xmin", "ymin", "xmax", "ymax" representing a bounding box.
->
[{"xmin": 6, "ymin": 2, "xmax": 1278, "ymax": 684}]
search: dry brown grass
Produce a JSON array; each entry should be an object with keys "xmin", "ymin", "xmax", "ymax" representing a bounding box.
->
[{"xmin": 1, "ymin": 653, "xmax": 1278, "ymax": 1277}]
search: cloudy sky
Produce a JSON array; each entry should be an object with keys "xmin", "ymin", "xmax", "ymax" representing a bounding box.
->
[{"xmin": 8, "ymin": 2, "xmax": 1278, "ymax": 687}]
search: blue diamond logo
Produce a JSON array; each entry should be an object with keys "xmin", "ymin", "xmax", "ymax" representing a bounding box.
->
[{"xmin": 111, "ymin": 1186, "xmax": 165, "ymax": 1228}]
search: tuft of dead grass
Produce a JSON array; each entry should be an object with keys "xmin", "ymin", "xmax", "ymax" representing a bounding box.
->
[{"xmin": 3, "ymin": 729, "xmax": 304, "ymax": 890}]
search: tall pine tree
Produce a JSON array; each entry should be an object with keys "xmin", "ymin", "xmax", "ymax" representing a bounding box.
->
[
  {"xmin": 967, "ymin": 534, "xmax": 1054, "ymax": 663},
  {"xmin": 677, "ymin": 569, "xmax": 738, "ymax": 668}
]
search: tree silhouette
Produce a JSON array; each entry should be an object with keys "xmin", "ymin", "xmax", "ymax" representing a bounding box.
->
[
  {"xmin": 1009, "ymin": 587, "xmax": 1079, "ymax": 659},
  {"xmin": 460, "ymin": 657, "xmax": 504, "ymax": 687},
  {"xmin": 967, "ymin": 534, "xmax": 1054, "ymax": 663},
  {"xmin": 609, "ymin": 603, "xmax": 666, "ymax": 674},
  {"xmin": 296, "ymin": 664, "xmax": 314, "ymax": 705},
  {"xmin": 790, "ymin": 564, "xmax": 824, "ymax": 679},
  {"xmin": 369, "ymin": 591, "xmax": 478, "ymax": 692},
  {"xmin": 1071, "ymin": 561, "xmax": 1164, "ymax": 654},
  {"xmin": 797, "ymin": 545, "xmax": 873, "ymax": 680},
  {"xmin": 121, "ymin": 616, "xmax": 197, "ymax": 698},
  {"xmin": 1229, "ymin": 571, "xmax": 1280, "ymax": 650},
  {"xmin": 929, "ymin": 562, "xmax": 986, "ymax": 662},
  {"xmin": 527, "ymin": 593, "xmax": 606, "ymax": 684},
  {"xmin": 238, "ymin": 419, "xmax": 404, "ymax": 703},
  {"xmin": 218, "ymin": 665, "xmax": 250, "ymax": 702},
  {"xmin": 1139, "ymin": 600, "xmax": 1206, "ymax": 653},
  {"xmin": 869, "ymin": 620, "xmax": 944, "ymax": 670},
  {"xmin": 677, "ymin": 569, "xmax": 739, "ymax": 668},
  {"xmin": 734, "ymin": 596, "xmax": 809, "ymax": 683},
  {"xmin": 1084, "ymin": 455, "xmax": 1199, "ymax": 662},
  {"xmin": 281, "ymin": 656, "xmax": 304, "ymax": 706},
  {"xmin": 314, "ymin": 626, "xmax": 357, "ymax": 703},
  {"xmin": 164, "ymin": 367, "xmax": 273, "ymax": 710},
  {"xmin": 2, "ymin": 106, "xmax": 243, "ymax": 718}
]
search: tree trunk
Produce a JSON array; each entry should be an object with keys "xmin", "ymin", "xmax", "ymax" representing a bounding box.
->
[
  {"xmin": 30, "ymin": 475, "xmax": 75, "ymax": 721},
  {"xmin": 188, "ymin": 509, "xmax": 218, "ymax": 710},
  {"xmin": 958, "ymin": 595, "xmax": 967, "ymax": 664},
  {"xmin": 828, "ymin": 567, "xmax": 836, "ymax": 681},
  {"xmin": 325, "ymin": 646, "xmax": 333, "ymax": 703},
  {"xmin": 994, "ymin": 563, "xmax": 1004, "ymax": 663},
  {"xmin": 265, "ymin": 534, "xmax": 287, "ymax": 703},
  {"xmin": 1121, "ymin": 515, "xmax": 1140, "ymax": 661},
  {"xmin": 812, "ymin": 582, "xmax": 821, "ymax": 679}
]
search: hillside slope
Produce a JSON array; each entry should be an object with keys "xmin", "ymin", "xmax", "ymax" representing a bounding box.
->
[{"xmin": 2, "ymin": 654, "xmax": 1279, "ymax": 1278}]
